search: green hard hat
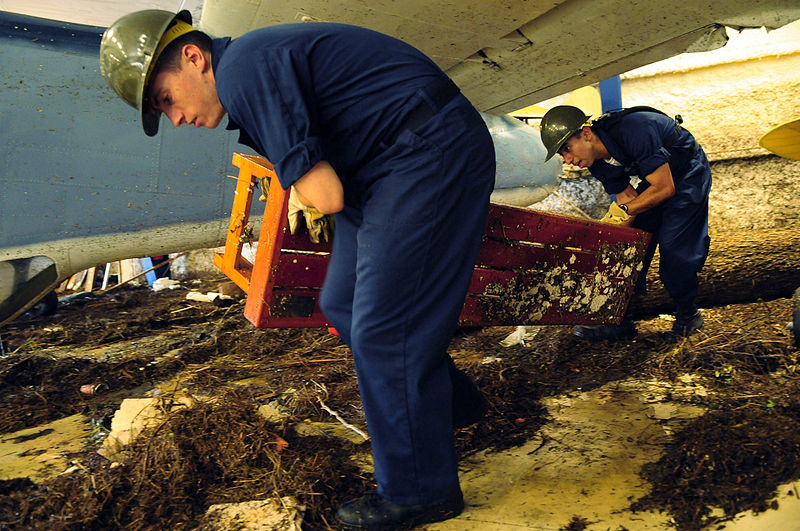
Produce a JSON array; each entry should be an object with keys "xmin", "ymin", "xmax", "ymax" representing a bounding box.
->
[
  {"xmin": 540, "ymin": 105, "xmax": 591, "ymax": 161},
  {"xmin": 99, "ymin": 10, "xmax": 194, "ymax": 136}
]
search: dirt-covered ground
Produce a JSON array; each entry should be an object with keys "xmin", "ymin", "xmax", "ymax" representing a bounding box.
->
[
  {"xmin": 0, "ymin": 273, "xmax": 798, "ymax": 530},
  {"xmin": 1, "ymin": 153, "xmax": 798, "ymax": 531}
]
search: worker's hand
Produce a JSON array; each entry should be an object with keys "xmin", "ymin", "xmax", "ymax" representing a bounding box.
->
[
  {"xmin": 600, "ymin": 201, "xmax": 632, "ymax": 225},
  {"xmin": 287, "ymin": 187, "xmax": 335, "ymax": 243}
]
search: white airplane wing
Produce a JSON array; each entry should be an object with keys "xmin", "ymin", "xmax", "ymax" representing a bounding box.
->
[{"xmin": 200, "ymin": 0, "xmax": 800, "ymax": 113}]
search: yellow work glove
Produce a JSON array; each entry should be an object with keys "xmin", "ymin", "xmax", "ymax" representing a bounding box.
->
[
  {"xmin": 287, "ymin": 187, "xmax": 335, "ymax": 243},
  {"xmin": 599, "ymin": 201, "xmax": 631, "ymax": 225}
]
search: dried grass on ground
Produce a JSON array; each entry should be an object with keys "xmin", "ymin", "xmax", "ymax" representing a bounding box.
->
[{"xmin": 0, "ymin": 278, "xmax": 798, "ymax": 530}]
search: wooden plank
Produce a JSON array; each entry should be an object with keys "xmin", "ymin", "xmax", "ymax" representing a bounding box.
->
[
  {"xmin": 477, "ymin": 238, "xmax": 600, "ymax": 272},
  {"xmin": 67, "ymin": 270, "xmax": 86, "ymax": 291},
  {"xmin": 84, "ymin": 266, "xmax": 96, "ymax": 292},
  {"xmin": 243, "ymin": 162, "xmax": 292, "ymax": 327},
  {"xmin": 119, "ymin": 259, "xmax": 138, "ymax": 283},
  {"xmin": 484, "ymin": 203, "xmax": 648, "ymax": 249},
  {"xmin": 101, "ymin": 263, "xmax": 112, "ymax": 290},
  {"xmin": 255, "ymin": 288, "xmax": 328, "ymax": 328},
  {"xmin": 461, "ymin": 267, "xmax": 635, "ymax": 326},
  {"xmin": 272, "ymin": 253, "xmax": 330, "ymax": 288},
  {"xmin": 280, "ymin": 231, "xmax": 333, "ymax": 253}
]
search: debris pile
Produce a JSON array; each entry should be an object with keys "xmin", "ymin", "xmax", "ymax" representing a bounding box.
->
[
  {"xmin": 0, "ymin": 279, "xmax": 798, "ymax": 529},
  {"xmin": 634, "ymin": 408, "xmax": 800, "ymax": 530},
  {"xmin": 0, "ymin": 388, "xmax": 369, "ymax": 530}
]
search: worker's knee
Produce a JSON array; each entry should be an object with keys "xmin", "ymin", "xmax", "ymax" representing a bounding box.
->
[
  {"xmin": 660, "ymin": 246, "xmax": 704, "ymax": 275},
  {"xmin": 319, "ymin": 289, "xmax": 352, "ymax": 342},
  {"xmin": 348, "ymin": 322, "xmax": 382, "ymax": 355}
]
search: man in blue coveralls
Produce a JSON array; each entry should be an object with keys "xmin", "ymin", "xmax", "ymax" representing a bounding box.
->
[
  {"xmin": 100, "ymin": 10, "xmax": 495, "ymax": 530},
  {"xmin": 540, "ymin": 105, "xmax": 711, "ymax": 341}
]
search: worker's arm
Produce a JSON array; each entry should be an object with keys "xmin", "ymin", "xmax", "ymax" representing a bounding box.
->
[
  {"xmin": 614, "ymin": 185, "xmax": 638, "ymax": 204},
  {"xmin": 619, "ymin": 163, "xmax": 675, "ymax": 215},
  {"xmin": 291, "ymin": 160, "xmax": 344, "ymax": 214}
]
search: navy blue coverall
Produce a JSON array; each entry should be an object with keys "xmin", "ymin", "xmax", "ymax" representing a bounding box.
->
[
  {"xmin": 589, "ymin": 109, "xmax": 712, "ymax": 309},
  {"xmin": 210, "ymin": 23, "xmax": 496, "ymax": 504}
]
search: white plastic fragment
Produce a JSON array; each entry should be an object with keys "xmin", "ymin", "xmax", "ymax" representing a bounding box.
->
[
  {"xmin": 185, "ymin": 291, "xmax": 234, "ymax": 305},
  {"xmin": 500, "ymin": 325, "xmax": 541, "ymax": 347},
  {"xmin": 152, "ymin": 278, "xmax": 181, "ymax": 291}
]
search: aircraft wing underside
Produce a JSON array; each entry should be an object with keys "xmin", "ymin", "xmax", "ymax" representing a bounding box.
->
[{"xmin": 200, "ymin": 0, "xmax": 800, "ymax": 114}]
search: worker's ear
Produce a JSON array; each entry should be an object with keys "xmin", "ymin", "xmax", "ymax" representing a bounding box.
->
[
  {"xmin": 580, "ymin": 126, "xmax": 593, "ymax": 141},
  {"xmin": 180, "ymin": 44, "xmax": 208, "ymax": 71}
]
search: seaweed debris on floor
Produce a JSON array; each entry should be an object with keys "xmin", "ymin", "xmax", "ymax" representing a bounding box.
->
[
  {"xmin": 0, "ymin": 278, "xmax": 798, "ymax": 529},
  {"xmin": 0, "ymin": 388, "xmax": 370, "ymax": 530}
]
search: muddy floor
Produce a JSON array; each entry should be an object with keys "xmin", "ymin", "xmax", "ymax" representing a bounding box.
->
[{"xmin": 0, "ymin": 275, "xmax": 798, "ymax": 531}]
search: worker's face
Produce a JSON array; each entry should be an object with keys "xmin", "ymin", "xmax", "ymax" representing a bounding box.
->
[
  {"xmin": 558, "ymin": 127, "xmax": 597, "ymax": 169},
  {"xmin": 149, "ymin": 45, "xmax": 226, "ymax": 130}
]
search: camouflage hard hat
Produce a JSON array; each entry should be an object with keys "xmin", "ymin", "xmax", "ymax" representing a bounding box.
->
[
  {"xmin": 99, "ymin": 10, "xmax": 195, "ymax": 136},
  {"xmin": 540, "ymin": 105, "xmax": 591, "ymax": 161}
]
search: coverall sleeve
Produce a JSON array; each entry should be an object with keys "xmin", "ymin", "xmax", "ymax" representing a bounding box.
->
[{"xmin": 220, "ymin": 47, "xmax": 326, "ymax": 189}]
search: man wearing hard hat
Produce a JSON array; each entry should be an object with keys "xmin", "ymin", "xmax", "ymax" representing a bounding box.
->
[
  {"xmin": 99, "ymin": 10, "xmax": 494, "ymax": 530},
  {"xmin": 540, "ymin": 105, "xmax": 712, "ymax": 340}
]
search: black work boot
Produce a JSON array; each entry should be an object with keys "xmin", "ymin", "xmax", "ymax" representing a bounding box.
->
[
  {"xmin": 573, "ymin": 318, "xmax": 636, "ymax": 342},
  {"xmin": 673, "ymin": 305, "xmax": 704, "ymax": 336},
  {"xmin": 337, "ymin": 491, "xmax": 464, "ymax": 530},
  {"xmin": 450, "ymin": 365, "xmax": 488, "ymax": 429}
]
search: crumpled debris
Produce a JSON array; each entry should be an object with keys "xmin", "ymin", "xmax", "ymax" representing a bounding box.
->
[
  {"xmin": 98, "ymin": 392, "xmax": 197, "ymax": 460},
  {"xmin": 200, "ymin": 497, "xmax": 305, "ymax": 531},
  {"xmin": 186, "ymin": 291, "xmax": 234, "ymax": 306},
  {"xmin": 152, "ymin": 278, "xmax": 181, "ymax": 292},
  {"xmin": 500, "ymin": 326, "xmax": 542, "ymax": 347}
]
